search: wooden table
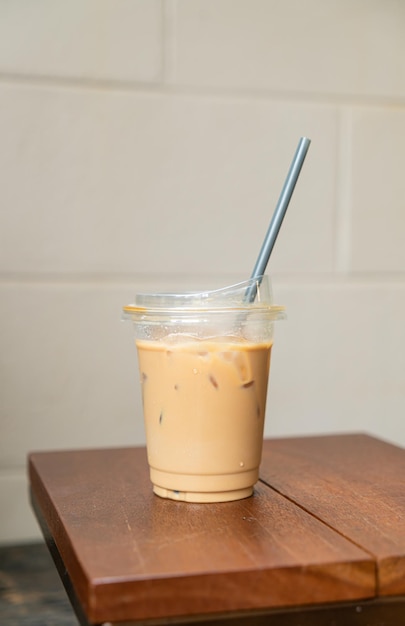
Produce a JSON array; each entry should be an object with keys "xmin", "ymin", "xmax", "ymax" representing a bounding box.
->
[{"xmin": 28, "ymin": 433, "xmax": 405, "ymax": 625}]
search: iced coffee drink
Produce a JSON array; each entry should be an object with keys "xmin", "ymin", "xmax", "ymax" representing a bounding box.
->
[
  {"xmin": 137, "ymin": 337, "xmax": 272, "ymax": 501},
  {"xmin": 123, "ymin": 276, "xmax": 285, "ymax": 502}
]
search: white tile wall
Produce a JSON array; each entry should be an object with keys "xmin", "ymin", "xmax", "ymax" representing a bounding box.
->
[
  {"xmin": 1, "ymin": 1, "xmax": 404, "ymax": 544},
  {"xmin": 267, "ymin": 278, "xmax": 405, "ymax": 443},
  {"xmin": 0, "ymin": 0, "xmax": 163, "ymax": 83},
  {"xmin": 0, "ymin": 84, "xmax": 338, "ymax": 276},
  {"xmin": 173, "ymin": 0, "xmax": 405, "ymax": 99},
  {"xmin": 0, "ymin": 282, "xmax": 144, "ymax": 468},
  {"xmin": 0, "ymin": 471, "xmax": 40, "ymax": 544},
  {"xmin": 350, "ymin": 107, "xmax": 405, "ymax": 271}
]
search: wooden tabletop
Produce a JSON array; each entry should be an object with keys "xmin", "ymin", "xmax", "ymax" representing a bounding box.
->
[{"xmin": 28, "ymin": 433, "xmax": 405, "ymax": 625}]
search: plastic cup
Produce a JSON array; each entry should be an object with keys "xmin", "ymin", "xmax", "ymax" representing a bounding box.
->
[{"xmin": 122, "ymin": 275, "xmax": 285, "ymax": 503}]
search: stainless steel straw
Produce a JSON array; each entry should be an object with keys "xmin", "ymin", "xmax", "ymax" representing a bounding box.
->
[{"xmin": 245, "ymin": 136, "xmax": 311, "ymax": 302}]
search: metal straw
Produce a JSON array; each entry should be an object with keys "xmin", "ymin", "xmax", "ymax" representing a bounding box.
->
[{"xmin": 245, "ymin": 136, "xmax": 311, "ymax": 302}]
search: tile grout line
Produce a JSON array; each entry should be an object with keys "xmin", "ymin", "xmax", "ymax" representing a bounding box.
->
[
  {"xmin": 161, "ymin": 0, "xmax": 178, "ymax": 85},
  {"xmin": 1, "ymin": 273, "xmax": 405, "ymax": 289},
  {"xmin": 0, "ymin": 71, "xmax": 405, "ymax": 110}
]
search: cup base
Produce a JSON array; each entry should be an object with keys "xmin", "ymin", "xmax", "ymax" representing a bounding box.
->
[
  {"xmin": 152, "ymin": 484, "xmax": 253, "ymax": 503},
  {"xmin": 149, "ymin": 465, "xmax": 258, "ymax": 503}
]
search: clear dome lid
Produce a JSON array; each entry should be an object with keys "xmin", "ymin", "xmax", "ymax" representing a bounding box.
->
[{"xmin": 123, "ymin": 276, "xmax": 285, "ymax": 318}]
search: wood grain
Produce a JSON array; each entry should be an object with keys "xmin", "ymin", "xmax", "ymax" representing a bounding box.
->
[
  {"xmin": 2, "ymin": 542, "xmax": 405, "ymax": 626},
  {"xmin": 29, "ymin": 444, "xmax": 374, "ymax": 624},
  {"xmin": 259, "ymin": 433, "xmax": 405, "ymax": 596}
]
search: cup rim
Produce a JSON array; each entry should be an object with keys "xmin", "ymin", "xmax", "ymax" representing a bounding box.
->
[{"xmin": 122, "ymin": 275, "xmax": 285, "ymax": 318}]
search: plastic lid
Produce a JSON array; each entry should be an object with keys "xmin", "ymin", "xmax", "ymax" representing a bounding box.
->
[{"xmin": 122, "ymin": 276, "xmax": 286, "ymax": 319}]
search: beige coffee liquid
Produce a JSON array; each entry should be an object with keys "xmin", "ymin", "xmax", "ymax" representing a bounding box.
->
[{"xmin": 136, "ymin": 338, "xmax": 272, "ymax": 502}]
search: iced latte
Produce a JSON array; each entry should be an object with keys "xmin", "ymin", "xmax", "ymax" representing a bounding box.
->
[{"xmin": 123, "ymin": 276, "xmax": 285, "ymax": 502}]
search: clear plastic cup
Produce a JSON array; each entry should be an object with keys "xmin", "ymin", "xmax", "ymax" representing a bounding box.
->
[{"xmin": 122, "ymin": 275, "xmax": 285, "ymax": 503}]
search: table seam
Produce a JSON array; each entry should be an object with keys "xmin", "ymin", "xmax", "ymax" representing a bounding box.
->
[{"xmin": 258, "ymin": 477, "xmax": 380, "ymax": 596}]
